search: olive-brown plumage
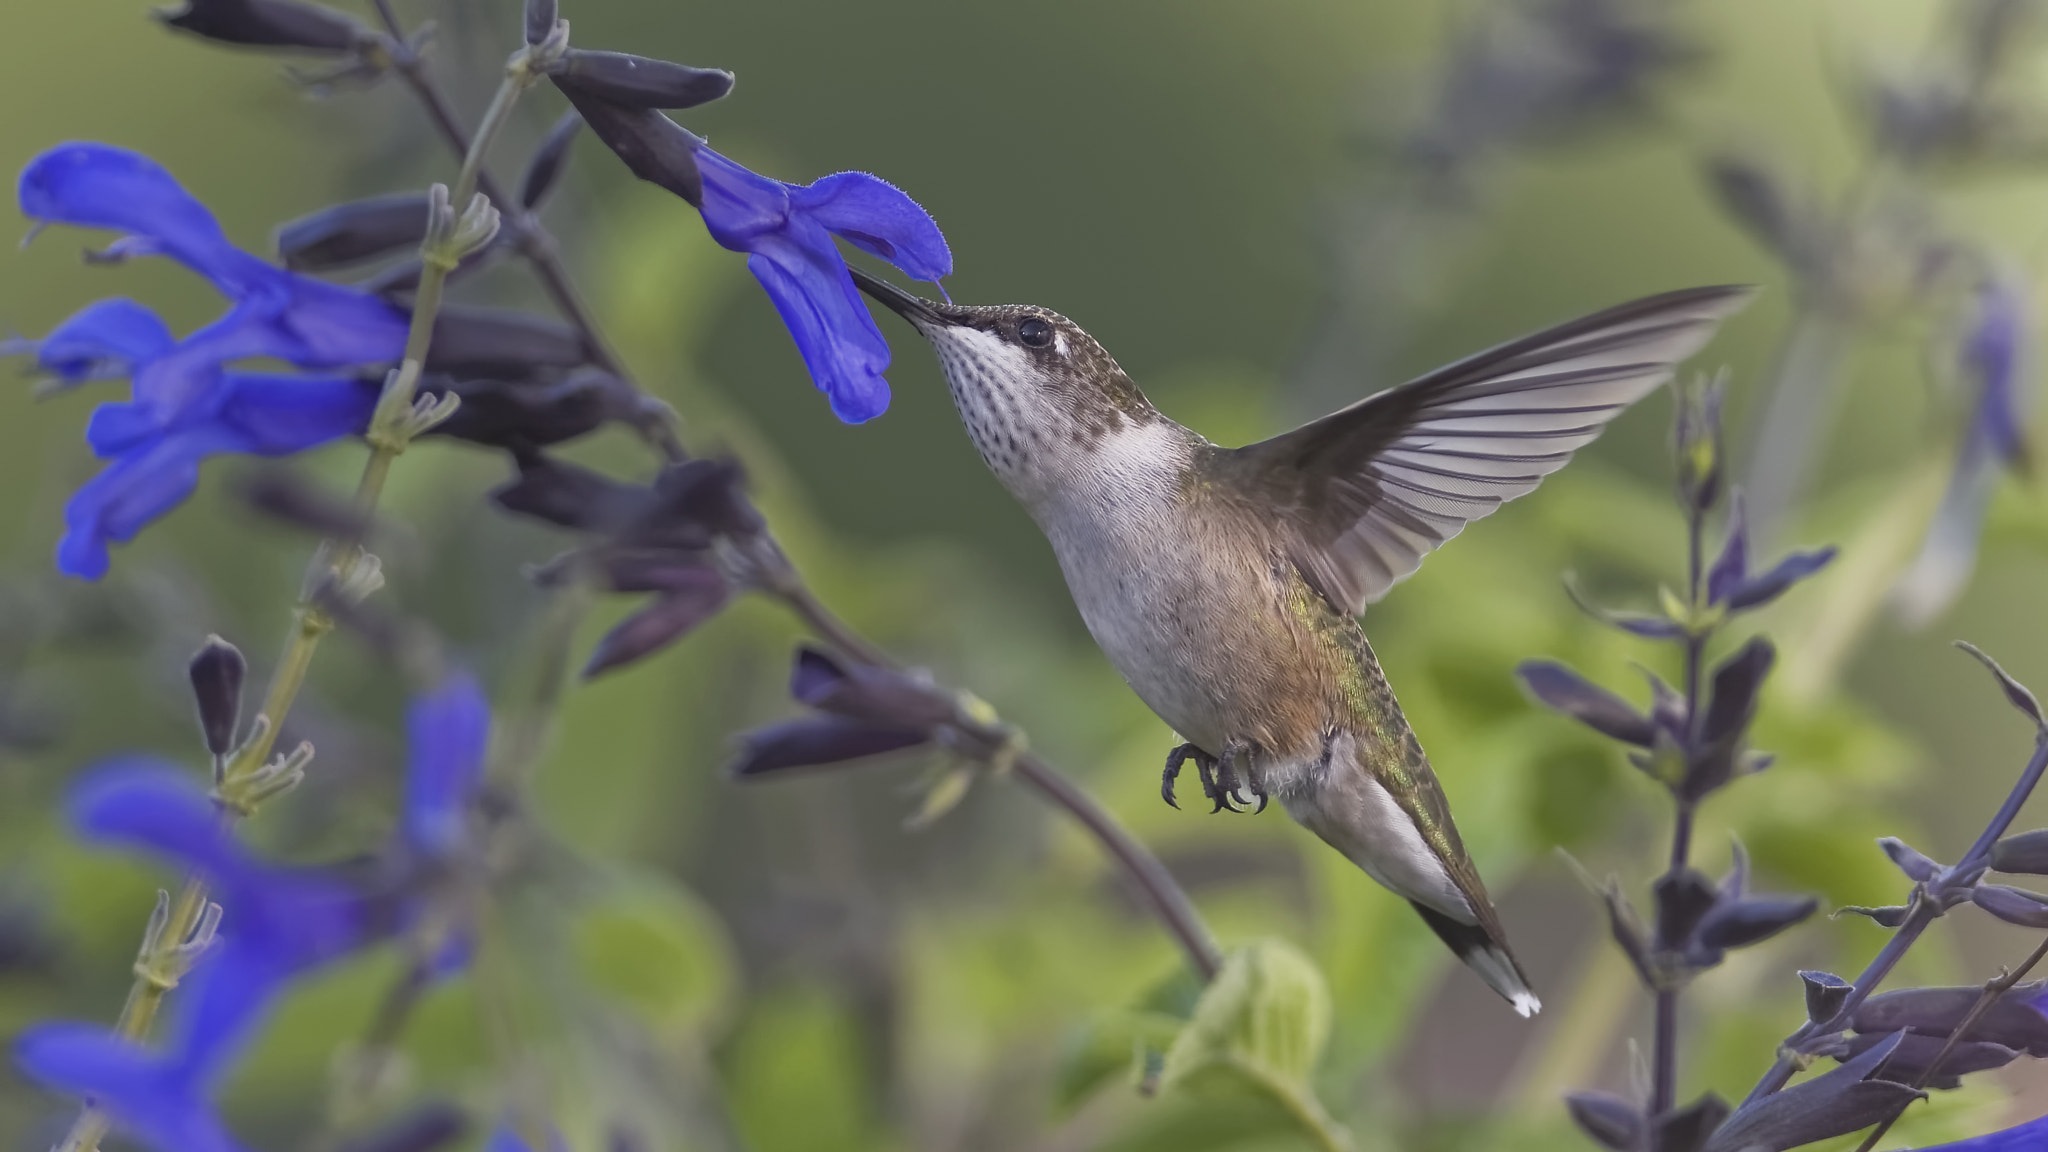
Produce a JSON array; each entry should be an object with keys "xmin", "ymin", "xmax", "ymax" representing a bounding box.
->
[{"xmin": 854, "ymin": 270, "xmax": 1751, "ymax": 1014}]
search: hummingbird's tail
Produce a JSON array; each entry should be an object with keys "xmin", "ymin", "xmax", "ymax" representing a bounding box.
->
[{"xmin": 1407, "ymin": 901, "xmax": 1541, "ymax": 1018}]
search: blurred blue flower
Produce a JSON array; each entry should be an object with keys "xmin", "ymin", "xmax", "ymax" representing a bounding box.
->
[
  {"xmin": 693, "ymin": 145, "xmax": 951, "ymax": 424},
  {"xmin": 486, "ymin": 1123, "xmax": 569, "ymax": 1152},
  {"xmin": 12, "ymin": 143, "xmax": 408, "ymax": 578},
  {"xmin": 12, "ymin": 676, "xmax": 492, "ymax": 1152},
  {"xmin": 1895, "ymin": 264, "xmax": 2033, "ymax": 626}
]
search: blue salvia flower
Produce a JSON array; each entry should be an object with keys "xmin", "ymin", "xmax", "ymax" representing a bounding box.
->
[
  {"xmin": 16, "ymin": 950, "xmax": 271, "ymax": 1152},
  {"xmin": 11, "ymin": 143, "xmax": 407, "ymax": 577},
  {"xmin": 12, "ymin": 677, "xmax": 492, "ymax": 1152},
  {"xmin": 1895, "ymin": 263, "xmax": 2033, "ymax": 625},
  {"xmin": 693, "ymin": 145, "xmax": 952, "ymax": 423},
  {"xmin": 1704, "ymin": 493, "xmax": 1836, "ymax": 612}
]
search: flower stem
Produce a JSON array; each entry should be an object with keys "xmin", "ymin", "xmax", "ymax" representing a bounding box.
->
[{"xmin": 1743, "ymin": 732, "xmax": 2048, "ymax": 1104}]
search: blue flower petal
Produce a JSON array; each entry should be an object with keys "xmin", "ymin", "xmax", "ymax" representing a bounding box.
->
[
  {"xmin": 791, "ymin": 171, "xmax": 953, "ymax": 282},
  {"xmin": 695, "ymin": 147, "xmax": 793, "ymax": 249},
  {"xmin": 14, "ymin": 1024, "xmax": 248, "ymax": 1152},
  {"xmin": 58, "ymin": 430, "xmax": 224, "ymax": 578},
  {"xmin": 12, "ymin": 298, "xmax": 174, "ymax": 386},
  {"xmin": 19, "ymin": 144, "xmax": 271, "ymax": 297},
  {"xmin": 218, "ymin": 372, "xmax": 377, "ymax": 452},
  {"xmin": 402, "ymin": 674, "xmax": 492, "ymax": 858},
  {"xmin": 746, "ymin": 236, "xmax": 893, "ymax": 423}
]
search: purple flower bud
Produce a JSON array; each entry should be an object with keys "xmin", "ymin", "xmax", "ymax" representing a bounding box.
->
[
  {"xmin": 728, "ymin": 717, "xmax": 931, "ymax": 778},
  {"xmin": 1653, "ymin": 1093, "xmax": 1730, "ymax": 1152},
  {"xmin": 1852, "ymin": 982, "xmax": 2048, "ymax": 1056},
  {"xmin": 1878, "ymin": 836, "xmax": 1943, "ymax": 883},
  {"xmin": 549, "ymin": 50, "xmax": 735, "ymax": 110},
  {"xmin": 582, "ymin": 574, "xmax": 732, "ymax": 678},
  {"xmin": 1706, "ymin": 495, "xmax": 1750, "ymax": 606},
  {"xmin": 522, "ymin": 0, "xmax": 557, "ymax": 47},
  {"xmin": 427, "ymin": 370, "xmax": 662, "ymax": 451},
  {"xmin": 1516, "ymin": 660, "xmax": 1656, "ymax": 746},
  {"xmin": 156, "ymin": 0, "xmax": 370, "ymax": 55},
  {"xmin": 1972, "ymin": 884, "xmax": 2048, "ymax": 929},
  {"xmin": 1687, "ymin": 637, "xmax": 1774, "ymax": 798},
  {"xmin": 1696, "ymin": 894, "xmax": 1816, "ymax": 951},
  {"xmin": 1725, "ymin": 546, "xmax": 1836, "ymax": 611},
  {"xmin": 1991, "ymin": 829, "xmax": 2048, "ymax": 875},
  {"xmin": 1564, "ymin": 1091, "xmax": 1642, "ymax": 1152},
  {"xmin": 427, "ymin": 306, "xmax": 589, "ymax": 380},
  {"xmin": 1672, "ymin": 372, "xmax": 1726, "ymax": 514},
  {"xmin": 1603, "ymin": 883, "xmax": 1655, "ymax": 987},
  {"xmin": 519, "ymin": 112, "xmax": 582, "ymax": 211},
  {"xmin": 274, "ymin": 193, "xmax": 430, "ymax": 272},
  {"xmin": 789, "ymin": 647, "xmax": 956, "ymax": 730},
  {"xmin": 186, "ymin": 635, "xmax": 245, "ymax": 757},
  {"xmin": 1956, "ymin": 640, "xmax": 2046, "ymax": 732},
  {"xmin": 1702, "ymin": 1032, "xmax": 1923, "ymax": 1152},
  {"xmin": 555, "ymin": 87, "xmax": 704, "ymax": 205},
  {"xmin": 491, "ymin": 454, "xmax": 648, "ymax": 533},
  {"xmin": 1801, "ymin": 970, "xmax": 1852, "ymax": 1025}
]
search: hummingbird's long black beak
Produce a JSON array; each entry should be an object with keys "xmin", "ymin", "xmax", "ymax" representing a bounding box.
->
[{"xmin": 849, "ymin": 265, "xmax": 948, "ymax": 328}]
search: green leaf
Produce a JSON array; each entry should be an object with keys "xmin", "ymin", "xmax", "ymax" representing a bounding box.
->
[
  {"xmin": 1158, "ymin": 940, "xmax": 1350, "ymax": 1151},
  {"xmin": 570, "ymin": 872, "xmax": 736, "ymax": 1040}
]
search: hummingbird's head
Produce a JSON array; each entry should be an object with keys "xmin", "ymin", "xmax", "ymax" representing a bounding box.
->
[{"xmin": 851, "ymin": 268, "xmax": 1179, "ymax": 498}]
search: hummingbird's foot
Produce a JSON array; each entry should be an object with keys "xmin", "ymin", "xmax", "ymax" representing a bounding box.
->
[
  {"xmin": 1160, "ymin": 742, "xmax": 1214, "ymax": 810},
  {"xmin": 1212, "ymin": 738, "xmax": 1269, "ymax": 815}
]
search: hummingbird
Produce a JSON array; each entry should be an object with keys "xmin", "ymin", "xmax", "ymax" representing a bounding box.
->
[{"xmin": 850, "ymin": 268, "xmax": 1750, "ymax": 1016}]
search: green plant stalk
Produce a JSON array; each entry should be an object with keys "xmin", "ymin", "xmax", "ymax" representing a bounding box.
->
[{"xmin": 53, "ymin": 59, "xmax": 538, "ymax": 1152}]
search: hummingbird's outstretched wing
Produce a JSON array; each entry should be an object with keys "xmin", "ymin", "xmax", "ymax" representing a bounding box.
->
[{"xmin": 1215, "ymin": 285, "xmax": 1753, "ymax": 614}]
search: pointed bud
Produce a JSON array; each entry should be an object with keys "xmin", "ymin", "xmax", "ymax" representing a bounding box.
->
[
  {"xmin": 1603, "ymin": 883, "xmax": 1655, "ymax": 987},
  {"xmin": 1972, "ymin": 884, "xmax": 2048, "ymax": 929},
  {"xmin": 1836, "ymin": 904, "xmax": 1913, "ymax": 928},
  {"xmin": 728, "ymin": 717, "xmax": 931, "ymax": 778},
  {"xmin": 1652, "ymin": 1093, "xmax": 1730, "ymax": 1152},
  {"xmin": 550, "ymin": 50, "xmax": 735, "ymax": 110},
  {"xmin": 156, "ymin": 0, "xmax": 370, "ymax": 54},
  {"xmin": 187, "ymin": 635, "xmax": 246, "ymax": 757},
  {"xmin": 426, "ymin": 369, "xmax": 660, "ymax": 451},
  {"xmin": 1516, "ymin": 660, "xmax": 1655, "ymax": 746},
  {"xmin": 1704, "ymin": 1036, "xmax": 1924, "ymax": 1152},
  {"xmin": 1687, "ymin": 637, "xmax": 1774, "ymax": 799},
  {"xmin": 520, "ymin": 111, "xmax": 583, "ymax": 210},
  {"xmin": 581, "ymin": 573, "xmax": 731, "ymax": 678},
  {"xmin": 1956, "ymin": 641, "xmax": 2047, "ymax": 732},
  {"xmin": 331, "ymin": 1101, "xmax": 470, "ymax": 1152},
  {"xmin": 427, "ymin": 305, "xmax": 589, "ymax": 378},
  {"xmin": 1563, "ymin": 1091, "xmax": 1642, "ymax": 1152},
  {"xmin": 1672, "ymin": 371, "xmax": 1727, "ymax": 514},
  {"xmin": 1992, "ymin": 829, "xmax": 2048, "ymax": 875},
  {"xmin": 275, "ymin": 192, "xmax": 430, "ymax": 272},
  {"xmin": 491, "ymin": 453, "xmax": 649, "ymax": 533},
  {"xmin": 1696, "ymin": 894, "xmax": 1816, "ymax": 951},
  {"xmin": 1801, "ymin": 970, "xmax": 1852, "ymax": 1025},
  {"xmin": 790, "ymin": 646, "xmax": 956, "ymax": 729},
  {"xmin": 1878, "ymin": 836, "xmax": 1943, "ymax": 883},
  {"xmin": 523, "ymin": 0, "xmax": 558, "ymax": 46},
  {"xmin": 554, "ymin": 87, "xmax": 705, "ymax": 205}
]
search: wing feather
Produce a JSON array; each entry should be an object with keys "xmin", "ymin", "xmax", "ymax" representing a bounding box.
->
[{"xmin": 1217, "ymin": 286, "xmax": 1753, "ymax": 612}]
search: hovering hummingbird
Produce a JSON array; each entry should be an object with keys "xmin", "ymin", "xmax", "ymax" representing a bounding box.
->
[{"xmin": 851, "ymin": 269, "xmax": 1751, "ymax": 1016}]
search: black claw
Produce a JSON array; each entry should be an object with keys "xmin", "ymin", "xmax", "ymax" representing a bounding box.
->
[{"xmin": 1161, "ymin": 743, "xmax": 1194, "ymax": 809}]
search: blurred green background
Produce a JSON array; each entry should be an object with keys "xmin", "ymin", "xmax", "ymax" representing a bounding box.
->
[{"xmin": 5, "ymin": 1, "xmax": 2048, "ymax": 1149}]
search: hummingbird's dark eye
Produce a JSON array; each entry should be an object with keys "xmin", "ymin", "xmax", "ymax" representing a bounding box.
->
[{"xmin": 1017, "ymin": 317, "xmax": 1054, "ymax": 348}]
